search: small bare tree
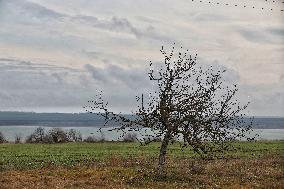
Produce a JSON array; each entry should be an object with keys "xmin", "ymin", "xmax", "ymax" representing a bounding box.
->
[
  {"xmin": 48, "ymin": 128, "xmax": 69, "ymax": 143},
  {"xmin": 68, "ymin": 129, "xmax": 83, "ymax": 142},
  {"xmin": 14, "ymin": 133, "xmax": 22, "ymax": 144},
  {"xmin": 84, "ymin": 45, "xmax": 253, "ymax": 172},
  {"xmin": 0, "ymin": 131, "xmax": 6, "ymax": 143},
  {"xmin": 26, "ymin": 127, "xmax": 45, "ymax": 143},
  {"xmin": 122, "ymin": 132, "xmax": 138, "ymax": 142}
]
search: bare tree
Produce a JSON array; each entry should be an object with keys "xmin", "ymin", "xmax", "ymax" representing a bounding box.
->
[
  {"xmin": 26, "ymin": 127, "xmax": 45, "ymax": 143},
  {"xmin": 122, "ymin": 132, "xmax": 138, "ymax": 142},
  {"xmin": 0, "ymin": 131, "xmax": 6, "ymax": 143},
  {"xmin": 84, "ymin": 44, "xmax": 254, "ymax": 172},
  {"xmin": 68, "ymin": 129, "xmax": 83, "ymax": 142},
  {"xmin": 48, "ymin": 128, "xmax": 69, "ymax": 143},
  {"xmin": 14, "ymin": 133, "xmax": 22, "ymax": 144}
]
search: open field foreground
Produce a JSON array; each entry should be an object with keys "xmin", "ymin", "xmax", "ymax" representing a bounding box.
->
[{"xmin": 0, "ymin": 141, "xmax": 283, "ymax": 189}]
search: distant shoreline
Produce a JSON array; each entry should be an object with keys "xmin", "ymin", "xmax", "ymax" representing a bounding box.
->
[
  {"xmin": 0, "ymin": 112, "xmax": 283, "ymax": 129},
  {"xmin": 0, "ymin": 125, "xmax": 284, "ymax": 129}
]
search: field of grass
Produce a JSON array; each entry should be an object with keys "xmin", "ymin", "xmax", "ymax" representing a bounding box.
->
[{"xmin": 0, "ymin": 141, "xmax": 283, "ymax": 188}]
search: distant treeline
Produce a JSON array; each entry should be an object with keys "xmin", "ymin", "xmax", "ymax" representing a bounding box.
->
[
  {"xmin": 0, "ymin": 127, "xmax": 139, "ymax": 144},
  {"xmin": 0, "ymin": 112, "xmax": 109, "ymax": 127},
  {"xmin": 0, "ymin": 112, "xmax": 283, "ymax": 129}
]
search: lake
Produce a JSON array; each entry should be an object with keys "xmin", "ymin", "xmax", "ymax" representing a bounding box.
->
[{"xmin": 0, "ymin": 126, "xmax": 283, "ymax": 142}]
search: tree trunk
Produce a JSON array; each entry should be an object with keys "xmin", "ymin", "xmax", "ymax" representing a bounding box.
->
[{"xmin": 158, "ymin": 132, "xmax": 171, "ymax": 174}]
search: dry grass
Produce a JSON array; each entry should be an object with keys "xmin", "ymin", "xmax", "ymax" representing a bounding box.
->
[{"xmin": 0, "ymin": 154, "xmax": 283, "ymax": 189}]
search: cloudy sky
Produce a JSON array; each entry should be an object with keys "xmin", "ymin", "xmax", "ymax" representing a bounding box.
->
[{"xmin": 0, "ymin": 0, "xmax": 283, "ymax": 116}]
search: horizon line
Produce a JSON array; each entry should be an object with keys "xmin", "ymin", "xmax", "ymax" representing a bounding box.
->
[{"xmin": 0, "ymin": 111, "xmax": 283, "ymax": 118}]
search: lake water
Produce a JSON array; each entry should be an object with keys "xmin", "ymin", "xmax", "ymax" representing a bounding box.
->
[{"xmin": 0, "ymin": 126, "xmax": 283, "ymax": 142}]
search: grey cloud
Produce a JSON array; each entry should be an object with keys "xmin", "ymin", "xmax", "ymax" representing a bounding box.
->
[
  {"xmin": 0, "ymin": 58, "xmax": 87, "ymax": 91},
  {"xmin": 108, "ymin": 64, "xmax": 151, "ymax": 89},
  {"xmin": 135, "ymin": 16, "xmax": 160, "ymax": 24},
  {"xmin": 84, "ymin": 62, "xmax": 151, "ymax": 90},
  {"xmin": 1, "ymin": 0, "xmax": 173, "ymax": 45},
  {"xmin": 239, "ymin": 84, "xmax": 284, "ymax": 117},
  {"xmin": 267, "ymin": 28, "xmax": 284, "ymax": 37},
  {"xmin": 0, "ymin": 0, "xmax": 64, "ymax": 24},
  {"xmin": 82, "ymin": 50, "xmax": 101, "ymax": 59},
  {"xmin": 251, "ymin": 94, "xmax": 284, "ymax": 116},
  {"xmin": 14, "ymin": 0, "xmax": 63, "ymax": 19},
  {"xmin": 0, "ymin": 58, "xmax": 96, "ymax": 110},
  {"xmin": 0, "ymin": 0, "xmax": 283, "ymax": 115},
  {"xmin": 73, "ymin": 15, "xmax": 173, "ymax": 42},
  {"xmin": 104, "ymin": 17, "xmax": 168, "ymax": 42},
  {"xmin": 238, "ymin": 29, "xmax": 271, "ymax": 44},
  {"xmin": 197, "ymin": 58, "xmax": 241, "ymax": 84},
  {"xmin": 72, "ymin": 15, "xmax": 141, "ymax": 37},
  {"xmin": 193, "ymin": 13, "xmax": 230, "ymax": 22},
  {"xmin": 280, "ymin": 73, "xmax": 284, "ymax": 83},
  {"xmin": 51, "ymin": 72, "xmax": 67, "ymax": 84},
  {"xmin": 83, "ymin": 62, "xmax": 154, "ymax": 113},
  {"xmin": 0, "ymin": 69, "xmax": 62, "ymax": 90},
  {"xmin": 237, "ymin": 27, "xmax": 283, "ymax": 44},
  {"xmin": 85, "ymin": 56, "xmax": 241, "ymax": 96},
  {"xmin": 100, "ymin": 17, "xmax": 141, "ymax": 37},
  {"xmin": 84, "ymin": 64, "xmax": 108, "ymax": 83},
  {"xmin": 0, "ymin": 58, "xmax": 79, "ymax": 72},
  {"xmin": 73, "ymin": 15, "xmax": 99, "ymax": 23}
]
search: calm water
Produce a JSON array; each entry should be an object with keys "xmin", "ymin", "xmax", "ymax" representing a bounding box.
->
[{"xmin": 0, "ymin": 126, "xmax": 283, "ymax": 142}]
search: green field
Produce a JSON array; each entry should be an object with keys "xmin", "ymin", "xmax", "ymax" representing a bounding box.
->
[
  {"xmin": 1, "ymin": 140, "xmax": 283, "ymax": 170},
  {"xmin": 0, "ymin": 141, "xmax": 284, "ymax": 188}
]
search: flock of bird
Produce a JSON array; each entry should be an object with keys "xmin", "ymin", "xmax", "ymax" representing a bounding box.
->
[{"xmin": 189, "ymin": 0, "xmax": 284, "ymax": 12}]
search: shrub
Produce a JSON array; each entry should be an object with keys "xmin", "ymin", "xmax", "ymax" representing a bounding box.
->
[
  {"xmin": 48, "ymin": 128, "xmax": 69, "ymax": 143},
  {"xmin": 83, "ymin": 134, "xmax": 106, "ymax": 143},
  {"xmin": 152, "ymin": 137, "xmax": 162, "ymax": 142},
  {"xmin": 83, "ymin": 136, "xmax": 99, "ymax": 143},
  {"xmin": 144, "ymin": 136, "xmax": 162, "ymax": 143},
  {"xmin": 42, "ymin": 134, "xmax": 54, "ymax": 144},
  {"xmin": 68, "ymin": 129, "xmax": 82, "ymax": 142},
  {"xmin": 25, "ymin": 127, "xmax": 45, "ymax": 143},
  {"xmin": 122, "ymin": 132, "xmax": 137, "ymax": 142},
  {"xmin": 0, "ymin": 131, "xmax": 6, "ymax": 143},
  {"xmin": 26, "ymin": 127, "xmax": 83, "ymax": 143},
  {"xmin": 15, "ymin": 134, "xmax": 22, "ymax": 144}
]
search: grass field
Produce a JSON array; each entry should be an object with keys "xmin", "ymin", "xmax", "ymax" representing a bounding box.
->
[{"xmin": 0, "ymin": 141, "xmax": 283, "ymax": 188}]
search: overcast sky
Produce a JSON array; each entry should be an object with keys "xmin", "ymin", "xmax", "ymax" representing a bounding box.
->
[{"xmin": 0, "ymin": 0, "xmax": 283, "ymax": 116}]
